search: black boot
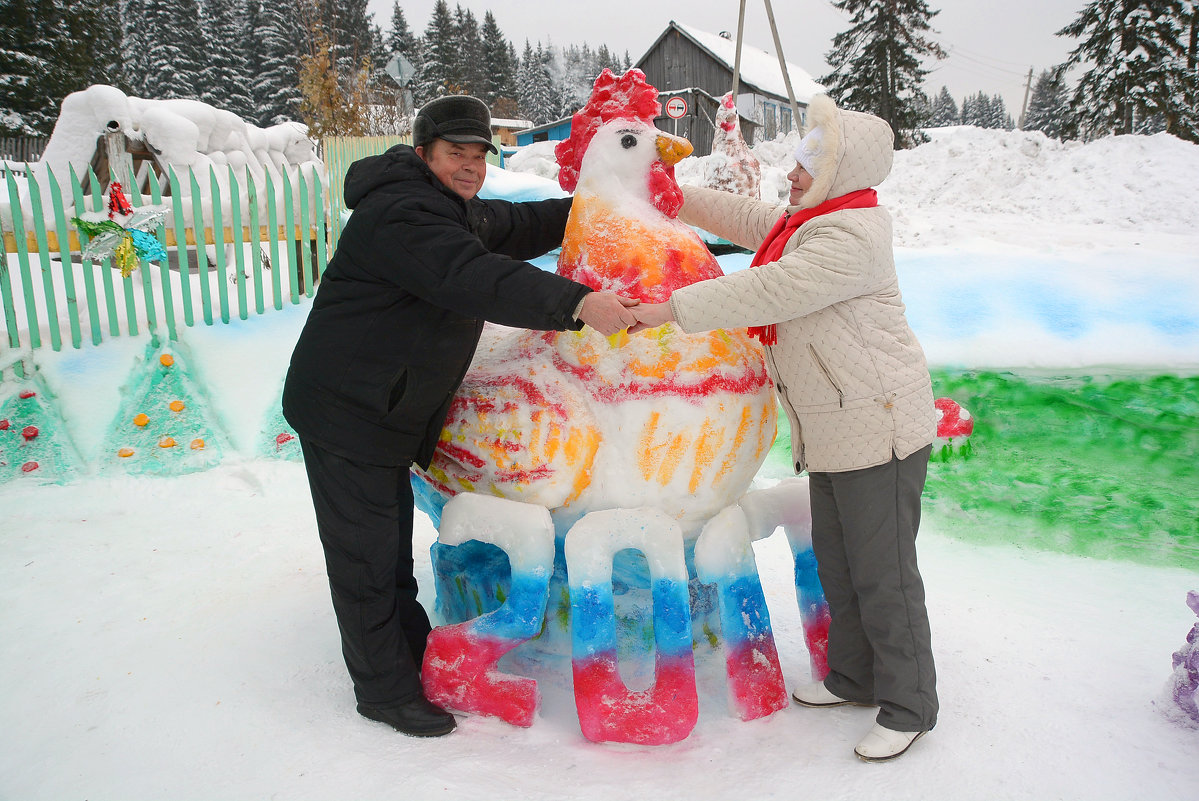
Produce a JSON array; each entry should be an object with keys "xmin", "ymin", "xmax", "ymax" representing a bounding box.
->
[{"xmin": 357, "ymin": 695, "xmax": 456, "ymax": 737}]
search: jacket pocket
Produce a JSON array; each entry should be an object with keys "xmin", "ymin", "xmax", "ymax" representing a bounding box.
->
[
  {"xmin": 386, "ymin": 369, "xmax": 409, "ymax": 414},
  {"xmin": 807, "ymin": 344, "xmax": 845, "ymax": 408}
]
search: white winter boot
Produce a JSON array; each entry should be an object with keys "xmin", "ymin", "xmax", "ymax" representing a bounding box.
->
[
  {"xmin": 853, "ymin": 723, "xmax": 927, "ymax": 762},
  {"xmin": 791, "ymin": 681, "xmax": 872, "ymax": 708}
]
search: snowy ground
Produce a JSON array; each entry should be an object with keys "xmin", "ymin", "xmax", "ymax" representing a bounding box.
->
[{"xmin": 3, "ymin": 127, "xmax": 1199, "ymax": 799}]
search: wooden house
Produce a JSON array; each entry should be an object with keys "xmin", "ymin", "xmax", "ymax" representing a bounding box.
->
[{"xmin": 635, "ymin": 21, "xmax": 826, "ymax": 156}]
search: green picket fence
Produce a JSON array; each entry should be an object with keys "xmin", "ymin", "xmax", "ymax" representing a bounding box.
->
[{"xmin": 1, "ymin": 162, "xmax": 329, "ymax": 370}]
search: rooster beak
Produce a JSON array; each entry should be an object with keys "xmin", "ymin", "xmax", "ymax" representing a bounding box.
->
[{"xmin": 656, "ymin": 132, "xmax": 693, "ymax": 165}]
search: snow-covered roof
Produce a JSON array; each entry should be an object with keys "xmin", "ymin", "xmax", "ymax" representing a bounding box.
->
[
  {"xmin": 667, "ymin": 21, "xmax": 825, "ymax": 105},
  {"xmin": 491, "ymin": 117, "xmax": 532, "ymax": 129}
]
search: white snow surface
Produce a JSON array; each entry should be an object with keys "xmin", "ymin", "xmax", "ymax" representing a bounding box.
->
[{"xmin": 3, "ymin": 127, "xmax": 1199, "ymax": 799}]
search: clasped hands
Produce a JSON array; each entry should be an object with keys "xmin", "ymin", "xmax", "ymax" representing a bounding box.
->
[{"xmin": 577, "ymin": 292, "xmax": 676, "ymax": 336}]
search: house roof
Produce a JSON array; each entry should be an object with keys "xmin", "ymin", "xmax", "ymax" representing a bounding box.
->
[{"xmin": 642, "ymin": 21, "xmax": 825, "ymax": 104}]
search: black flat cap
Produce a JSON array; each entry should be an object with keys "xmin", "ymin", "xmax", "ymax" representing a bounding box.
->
[{"xmin": 414, "ymin": 95, "xmax": 498, "ymax": 154}]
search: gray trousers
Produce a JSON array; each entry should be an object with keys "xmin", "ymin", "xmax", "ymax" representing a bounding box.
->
[{"xmin": 808, "ymin": 444, "xmax": 938, "ymax": 732}]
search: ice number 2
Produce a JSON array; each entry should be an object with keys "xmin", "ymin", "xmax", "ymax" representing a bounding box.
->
[{"xmin": 421, "ymin": 494, "xmax": 555, "ymax": 727}]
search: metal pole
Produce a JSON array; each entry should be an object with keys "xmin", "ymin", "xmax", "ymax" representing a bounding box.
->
[
  {"xmin": 762, "ymin": 0, "xmax": 802, "ymax": 131},
  {"xmin": 732, "ymin": 0, "xmax": 747, "ymax": 99}
]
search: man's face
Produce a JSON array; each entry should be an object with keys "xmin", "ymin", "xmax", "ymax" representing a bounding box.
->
[{"xmin": 417, "ymin": 139, "xmax": 489, "ymax": 200}]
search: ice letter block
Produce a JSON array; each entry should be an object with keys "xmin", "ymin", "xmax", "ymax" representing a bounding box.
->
[
  {"xmin": 694, "ymin": 504, "xmax": 787, "ymax": 720},
  {"xmin": 565, "ymin": 508, "xmax": 698, "ymax": 744},
  {"xmin": 421, "ymin": 493, "xmax": 554, "ymax": 727},
  {"xmin": 740, "ymin": 477, "xmax": 830, "ymax": 680}
]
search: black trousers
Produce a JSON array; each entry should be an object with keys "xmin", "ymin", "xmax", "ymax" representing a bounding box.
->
[
  {"xmin": 808, "ymin": 444, "xmax": 938, "ymax": 732},
  {"xmin": 300, "ymin": 439, "xmax": 431, "ymax": 707}
]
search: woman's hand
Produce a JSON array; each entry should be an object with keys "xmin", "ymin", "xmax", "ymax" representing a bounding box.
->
[{"xmin": 628, "ymin": 302, "xmax": 675, "ymax": 334}]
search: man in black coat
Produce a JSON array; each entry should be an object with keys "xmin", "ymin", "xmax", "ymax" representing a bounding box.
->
[{"xmin": 283, "ymin": 95, "xmax": 637, "ymax": 737}]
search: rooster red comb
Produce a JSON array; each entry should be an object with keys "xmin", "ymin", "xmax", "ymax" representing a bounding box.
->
[{"xmin": 555, "ymin": 68, "xmax": 661, "ymax": 193}]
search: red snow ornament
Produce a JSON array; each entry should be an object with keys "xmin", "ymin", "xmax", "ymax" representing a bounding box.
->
[
  {"xmin": 0, "ymin": 419, "xmax": 9, "ymax": 430},
  {"xmin": 934, "ymin": 398, "xmax": 974, "ymax": 461},
  {"xmin": 22, "ymin": 425, "xmax": 39, "ymax": 441},
  {"xmin": 108, "ymin": 181, "xmax": 133, "ymax": 218},
  {"xmin": 21, "ymin": 461, "xmax": 39, "ymax": 472},
  {"xmin": 19, "ymin": 390, "xmax": 36, "ymax": 399},
  {"xmin": 275, "ymin": 432, "xmax": 295, "ymax": 450}
]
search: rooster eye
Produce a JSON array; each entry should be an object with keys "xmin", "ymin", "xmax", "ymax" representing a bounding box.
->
[{"xmin": 620, "ymin": 134, "xmax": 637, "ymax": 149}]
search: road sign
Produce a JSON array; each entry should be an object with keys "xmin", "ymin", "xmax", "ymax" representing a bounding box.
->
[{"xmin": 665, "ymin": 96, "xmax": 688, "ymax": 119}]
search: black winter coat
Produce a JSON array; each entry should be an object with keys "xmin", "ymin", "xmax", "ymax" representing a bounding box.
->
[{"xmin": 282, "ymin": 145, "xmax": 589, "ymax": 468}]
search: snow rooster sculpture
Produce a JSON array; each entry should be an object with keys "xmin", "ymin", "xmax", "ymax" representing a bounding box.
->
[{"xmin": 413, "ymin": 69, "xmax": 776, "ymax": 537}]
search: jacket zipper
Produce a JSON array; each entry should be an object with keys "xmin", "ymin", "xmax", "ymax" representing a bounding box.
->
[{"xmin": 807, "ymin": 344, "xmax": 845, "ymax": 408}]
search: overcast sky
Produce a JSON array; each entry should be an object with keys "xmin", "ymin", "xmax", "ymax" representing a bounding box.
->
[{"xmin": 368, "ymin": 0, "xmax": 1088, "ymax": 120}]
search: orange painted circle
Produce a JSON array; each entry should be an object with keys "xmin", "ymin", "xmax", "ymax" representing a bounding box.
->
[
  {"xmin": 159, "ymin": 354, "xmax": 175, "ymax": 367},
  {"xmin": 169, "ymin": 400, "xmax": 185, "ymax": 412},
  {"xmin": 158, "ymin": 437, "xmax": 176, "ymax": 448},
  {"xmin": 118, "ymin": 447, "xmax": 135, "ymax": 458},
  {"xmin": 190, "ymin": 438, "xmax": 205, "ymax": 450},
  {"xmin": 133, "ymin": 413, "xmax": 149, "ymax": 427}
]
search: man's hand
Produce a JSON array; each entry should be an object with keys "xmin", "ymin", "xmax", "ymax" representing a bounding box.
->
[
  {"xmin": 578, "ymin": 292, "xmax": 640, "ymax": 336},
  {"xmin": 627, "ymin": 301, "xmax": 675, "ymax": 334}
]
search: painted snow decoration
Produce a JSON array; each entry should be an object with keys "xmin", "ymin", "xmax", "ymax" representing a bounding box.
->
[
  {"xmin": 1162, "ymin": 590, "xmax": 1199, "ymax": 728},
  {"xmin": 421, "ymin": 494, "xmax": 555, "ymax": 728},
  {"xmin": 103, "ymin": 342, "xmax": 227, "ymax": 475},
  {"xmin": 0, "ymin": 373, "xmax": 81, "ymax": 484},
  {"xmin": 71, "ymin": 181, "xmax": 169, "ymax": 277},
  {"xmin": 566, "ymin": 508, "xmax": 699, "ymax": 745},
  {"xmin": 703, "ymin": 92, "xmax": 761, "ymax": 199},
  {"xmin": 1, "ymin": 84, "xmax": 325, "ymax": 233},
  {"xmin": 934, "ymin": 397, "xmax": 974, "ymax": 461}
]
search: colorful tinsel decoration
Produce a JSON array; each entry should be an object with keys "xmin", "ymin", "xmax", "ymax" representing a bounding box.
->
[{"xmin": 71, "ymin": 182, "xmax": 168, "ymax": 277}]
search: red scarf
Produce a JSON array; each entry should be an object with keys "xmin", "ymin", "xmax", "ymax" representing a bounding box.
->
[{"xmin": 745, "ymin": 188, "xmax": 879, "ymax": 346}]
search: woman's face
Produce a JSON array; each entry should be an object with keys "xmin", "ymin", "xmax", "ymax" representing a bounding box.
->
[{"xmin": 786, "ymin": 162, "xmax": 814, "ymax": 205}]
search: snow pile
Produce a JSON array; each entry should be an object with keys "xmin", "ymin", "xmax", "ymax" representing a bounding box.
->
[
  {"xmin": 676, "ymin": 125, "xmax": 1199, "ymax": 251},
  {"xmin": 503, "ymin": 141, "xmax": 563, "ymax": 183}
]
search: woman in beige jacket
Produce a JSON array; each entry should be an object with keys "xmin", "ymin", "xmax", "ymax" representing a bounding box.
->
[{"xmin": 631, "ymin": 95, "xmax": 938, "ymax": 762}]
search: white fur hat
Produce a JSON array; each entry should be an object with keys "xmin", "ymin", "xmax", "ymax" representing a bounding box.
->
[{"xmin": 794, "ymin": 127, "xmax": 824, "ymax": 178}]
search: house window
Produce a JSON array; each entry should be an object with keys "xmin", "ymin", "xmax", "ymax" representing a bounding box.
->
[
  {"xmin": 763, "ymin": 101, "xmax": 777, "ymax": 140},
  {"xmin": 781, "ymin": 105, "xmax": 793, "ymax": 134}
]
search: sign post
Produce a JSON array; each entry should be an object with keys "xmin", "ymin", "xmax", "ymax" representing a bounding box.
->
[{"xmin": 665, "ymin": 96, "xmax": 688, "ymax": 135}]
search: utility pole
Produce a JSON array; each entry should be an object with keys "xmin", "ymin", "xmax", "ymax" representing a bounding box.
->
[{"xmin": 1018, "ymin": 66, "xmax": 1033, "ymax": 129}]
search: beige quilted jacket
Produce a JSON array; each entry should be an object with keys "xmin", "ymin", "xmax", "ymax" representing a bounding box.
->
[{"xmin": 669, "ymin": 96, "xmax": 935, "ymax": 473}]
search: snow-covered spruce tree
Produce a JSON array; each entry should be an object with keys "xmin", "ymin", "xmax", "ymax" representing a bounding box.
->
[
  {"xmin": 322, "ymin": 0, "xmax": 376, "ymax": 76},
  {"xmin": 1058, "ymin": 0, "xmax": 1198, "ymax": 141},
  {"xmin": 453, "ymin": 5, "xmax": 485, "ymax": 97},
  {"xmin": 0, "ymin": 0, "xmax": 52, "ymax": 135},
  {"xmin": 480, "ymin": 11, "xmax": 517, "ymax": 114},
  {"xmin": 122, "ymin": 0, "xmax": 205, "ymax": 100},
  {"xmin": 385, "ymin": 2, "xmax": 418, "ymax": 59},
  {"xmin": 821, "ymin": 0, "xmax": 947, "ymax": 148},
  {"xmin": 1023, "ymin": 67, "xmax": 1072, "ymax": 137},
  {"xmin": 929, "ymin": 86, "xmax": 958, "ymax": 127},
  {"xmin": 988, "ymin": 93, "xmax": 1014, "ymax": 129},
  {"xmin": 518, "ymin": 41, "xmax": 559, "ymax": 125},
  {"xmin": 200, "ymin": 0, "xmax": 255, "ymax": 119},
  {"xmin": 414, "ymin": 0, "xmax": 456, "ymax": 103},
  {"xmin": 253, "ymin": 0, "xmax": 305, "ymax": 125}
]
